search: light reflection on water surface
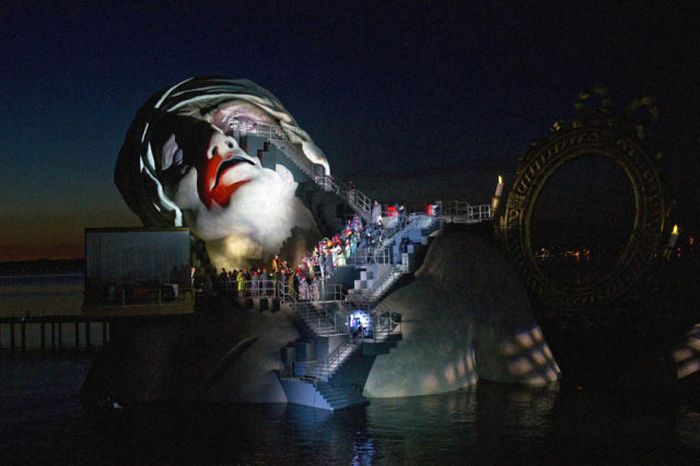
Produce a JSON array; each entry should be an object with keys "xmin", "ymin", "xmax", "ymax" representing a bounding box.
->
[{"xmin": 0, "ymin": 355, "xmax": 699, "ymax": 465}]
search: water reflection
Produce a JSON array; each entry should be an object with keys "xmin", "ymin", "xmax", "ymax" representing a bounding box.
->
[
  {"xmin": 100, "ymin": 386, "xmax": 700, "ymax": 465},
  {"xmin": 96, "ymin": 386, "xmax": 559, "ymax": 464},
  {"xmin": 1, "ymin": 355, "xmax": 699, "ymax": 465},
  {"xmin": 540, "ymin": 388, "xmax": 700, "ymax": 465}
]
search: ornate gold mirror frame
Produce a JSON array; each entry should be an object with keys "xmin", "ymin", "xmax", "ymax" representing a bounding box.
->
[{"xmin": 499, "ymin": 89, "xmax": 668, "ymax": 307}]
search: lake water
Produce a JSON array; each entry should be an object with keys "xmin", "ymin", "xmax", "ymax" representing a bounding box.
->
[
  {"xmin": 1, "ymin": 353, "xmax": 699, "ymax": 465},
  {"xmin": 2, "ymin": 274, "xmax": 699, "ymax": 464},
  {"xmin": 0, "ymin": 274, "xmax": 83, "ymax": 318},
  {"xmin": 0, "ymin": 274, "xmax": 84, "ymax": 289}
]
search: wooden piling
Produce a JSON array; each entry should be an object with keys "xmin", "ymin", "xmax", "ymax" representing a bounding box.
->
[
  {"xmin": 21, "ymin": 321, "xmax": 26, "ymax": 351},
  {"xmin": 0, "ymin": 317, "xmax": 112, "ymax": 353}
]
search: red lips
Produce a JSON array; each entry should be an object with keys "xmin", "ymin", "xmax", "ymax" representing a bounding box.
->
[{"xmin": 198, "ymin": 148, "xmax": 250, "ymax": 209}]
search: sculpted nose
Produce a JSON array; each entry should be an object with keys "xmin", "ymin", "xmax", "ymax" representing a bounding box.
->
[
  {"xmin": 207, "ymin": 134, "xmax": 260, "ymax": 167},
  {"xmin": 233, "ymin": 142, "xmax": 261, "ymax": 166},
  {"xmin": 223, "ymin": 145, "xmax": 261, "ymax": 167},
  {"xmin": 222, "ymin": 139, "xmax": 236, "ymax": 157},
  {"xmin": 211, "ymin": 138, "xmax": 236, "ymax": 158}
]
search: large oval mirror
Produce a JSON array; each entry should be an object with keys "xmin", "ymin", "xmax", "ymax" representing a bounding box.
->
[{"xmin": 529, "ymin": 155, "xmax": 635, "ymax": 286}]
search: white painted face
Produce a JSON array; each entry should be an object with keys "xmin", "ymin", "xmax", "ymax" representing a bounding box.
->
[
  {"xmin": 197, "ymin": 130, "xmax": 262, "ymax": 210},
  {"xmin": 117, "ymin": 79, "xmax": 327, "ymax": 269},
  {"xmin": 167, "ymin": 119, "xmax": 315, "ymax": 267}
]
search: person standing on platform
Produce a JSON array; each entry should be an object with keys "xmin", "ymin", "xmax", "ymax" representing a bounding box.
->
[
  {"xmin": 231, "ymin": 269, "xmax": 239, "ymax": 298},
  {"xmin": 311, "ymin": 276, "xmax": 320, "ymax": 302},
  {"xmin": 398, "ymin": 203, "xmax": 406, "ymax": 228},
  {"xmin": 251, "ymin": 269, "xmax": 259, "ymax": 296},
  {"xmin": 372, "ymin": 200, "xmax": 382, "ymax": 225},
  {"xmin": 348, "ymin": 180, "xmax": 356, "ymax": 205},
  {"xmin": 236, "ymin": 269, "xmax": 245, "ymax": 297}
]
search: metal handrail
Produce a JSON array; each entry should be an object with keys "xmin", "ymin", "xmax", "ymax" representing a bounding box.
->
[
  {"xmin": 315, "ymin": 175, "xmax": 374, "ymax": 220},
  {"xmin": 332, "ymin": 283, "xmax": 347, "ymax": 301},
  {"xmin": 439, "ymin": 201, "xmax": 492, "ymax": 223},
  {"xmin": 227, "ymin": 118, "xmax": 375, "ymax": 222},
  {"xmin": 220, "ymin": 278, "xmax": 284, "ymax": 298},
  {"xmin": 369, "ymin": 311, "xmax": 401, "ymax": 341},
  {"xmin": 228, "ymin": 120, "xmax": 286, "ymax": 141},
  {"xmin": 232, "ymin": 119, "xmax": 401, "ymax": 206},
  {"xmin": 276, "ymin": 140, "xmax": 318, "ymax": 180},
  {"xmin": 311, "ymin": 293, "xmax": 403, "ymax": 380},
  {"xmin": 314, "ymin": 175, "xmax": 340, "ymax": 194},
  {"xmin": 275, "ymin": 280, "xmax": 346, "ymax": 335},
  {"xmin": 369, "ymin": 266, "xmax": 400, "ymax": 298},
  {"xmin": 326, "ymin": 339, "xmax": 354, "ymax": 373},
  {"xmin": 347, "ymin": 246, "xmax": 392, "ymax": 266},
  {"xmin": 314, "ymin": 300, "xmax": 346, "ymax": 334}
]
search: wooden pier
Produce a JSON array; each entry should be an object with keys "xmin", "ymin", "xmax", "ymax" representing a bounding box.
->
[{"xmin": 0, "ymin": 315, "xmax": 111, "ymax": 352}]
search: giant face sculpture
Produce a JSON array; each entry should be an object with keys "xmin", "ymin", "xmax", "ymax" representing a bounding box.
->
[{"xmin": 115, "ymin": 78, "xmax": 331, "ymax": 269}]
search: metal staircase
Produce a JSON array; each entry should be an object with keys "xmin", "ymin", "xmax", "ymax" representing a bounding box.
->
[
  {"xmin": 345, "ymin": 213, "xmax": 440, "ymax": 306},
  {"xmin": 278, "ymin": 278, "xmax": 401, "ymax": 410},
  {"xmin": 230, "ymin": 118, "xmax": 375, "ymax": 223},
  {"xmin": 313, "ymin": 175, "xmax": 374, "ymax": 224},
  {"xmin": 307, "ymin": 339, "xmax": 361, "ymax": 382},
  {"xmin": 292, "ymin": 301, "xmax": 344, "ymax": 337},
  {"xmin": 346, "ymin": 264, "xmax": 403, "ymax": 306},
  {"xmin": 279, "ymin": 205, "xmax": 494, "ymax": 411},
  {"xmin": 315, "ymin": 383, "xmax": 368, "ymax": 409},
  {"xmin": 237, "ymin": 114, "xmax": 496, "ymax": 409}
]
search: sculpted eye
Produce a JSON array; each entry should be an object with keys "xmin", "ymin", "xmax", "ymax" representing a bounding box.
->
[
  {"xmin": 174, "ymin": 148, "xmax": 183, "ymax": 166},
  {"xmin": 161, "ymin": 134, "xmax": 179, "ymax": 170}
]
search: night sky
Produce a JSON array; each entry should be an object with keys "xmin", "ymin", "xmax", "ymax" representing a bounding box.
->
[{"xmin": 2, "ymin": 1, "xmax": 699, "ymax": 261}]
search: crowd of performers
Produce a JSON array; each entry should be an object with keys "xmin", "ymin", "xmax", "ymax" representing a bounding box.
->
[
  {"xmin": 215, "ymin": 212, "xmax": 391, "ymax": 301},
  {"xmin": 213, "ymin": 199, "xmax": 419, "ymax": 300}
]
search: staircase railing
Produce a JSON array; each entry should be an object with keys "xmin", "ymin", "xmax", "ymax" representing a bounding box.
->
[
  {"xmin": 314, "ymin": 301, "xmax": 347, "ymax": 334},
  {"xmin": 346, "ymin": 246, "xmax": 392, "ymax": 266},
  {"xmin": 440, "ymin": 201, "xmax": 492, "ymax": 223},
  {"xmin": 315, "ymin": 175, "xmax": 374, "ymax": 222},
  {"xmin": 331, "ymin": 283, "xmax": 347, "ymax": 302},
  {"xmin": 228, "ymin": 119, "xmax": 287, "ymax": 142},
  {"xmin": 311, "ymin": 310, "xmax": 395, "ymax": 386},
  {"xmin": 277, "ymin": 280, "xmax": 297, "ymax": 302},
  {"xmin": 382, "ymin": 212, "xmax": 434, "ymax": 245},
  {"xmin": 326, "ymin": 339, "xmax": 355, "ymax": 373},
  {"xmin": 228, "ymin": 118, "xmax": 375, "ymax": 222},
  {"xmin": 369, "ymin": 310, "xmax": 401, "ymax": 341},
  {"xmin": 277, "ymin": 281, "xmax": 346, "ymax": 335},
  {"xmin": 219, "ymin": 278, "xmax": 282, "ymax": 298},
  {"xmin": 314, "ymin": 174, "xmax": 340, "ymax": 194}
]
